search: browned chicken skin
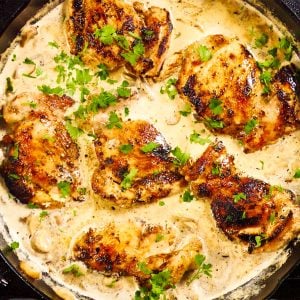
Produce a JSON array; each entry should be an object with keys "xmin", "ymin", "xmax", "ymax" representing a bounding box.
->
[
  {"xmin": 183, "ymin": 142, "xmax": 299, "ymax": 253},
  {"xmin": 0, "ymin": 93, "xmax": 82, "ymax": 208},
  {"xmin": 92, "ymin": 120, "xmax": 185, "ymax": 207},
  {"xmin": 64, "ymin": 0, "xmax": 172, "ymax": 76},
  {"xmin": 73, "ymin": 221, "xmax": 202, "ymax": 283},
  {"xmin": 177, "ymin": 35, "xmax": 300, "ymax": 152}
]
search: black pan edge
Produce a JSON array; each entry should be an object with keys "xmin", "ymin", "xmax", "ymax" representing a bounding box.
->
[{"xmin": 0, "ymin": 0, "xmax": 300, "ymax": 299}]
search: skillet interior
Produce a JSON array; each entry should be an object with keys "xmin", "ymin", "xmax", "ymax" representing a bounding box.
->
[{"xmin": 0, "ymin": 0, "xmax": 299, "ymax": 299}]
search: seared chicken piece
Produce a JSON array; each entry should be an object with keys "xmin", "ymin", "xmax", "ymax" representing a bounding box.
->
[
  {"xmin": 183, "ymin": 142, "xmax": 300, "ymax": 253},
  {"xmin": 64, "ymin": 0, "xmax": 172, "ymax": 76},
  {"xmin": 92, "ymin": 120, "xmax": 185, "ymax": 207},
  {"xmin": 177, "ymin": 35, "xmax": 300, "ymax": 152},
  {"xmin": 0, "ymin": 93, "xmax": 81, "ymax": 208},
  {"xmin": 73, "ymin": 221, "xmax": 202, "ymax": 284}
]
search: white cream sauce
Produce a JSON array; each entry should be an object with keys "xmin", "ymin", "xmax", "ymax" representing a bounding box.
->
[{"xmin": 0, "ymin": 0, "xmax": 299, "ymax": 299}]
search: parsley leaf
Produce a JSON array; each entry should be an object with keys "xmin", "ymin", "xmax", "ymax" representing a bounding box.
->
[
  {"xmin": 57, "ymin": 181, "xmax": 71, "ymax": 198},
  {"xmin": 106, "ymin": 112, "xmax": 122, "ymax": 129},
  {"xmin": 257, "ymin": 58, "xmax": 280, "ymax": 70},
  {"xmin": 38, "ymin": 85, "xmax": 64, "ymax": 96},
  {"xmin": 179, "ymin": 103, "xmax": 192, "ymax": 116},
  {"xmin": 11, "ymin": 143, "xmax": 19, "ymax": 160},
  {"xmin": 88, "ymin": 92, "xmax": 117, "ymax": 112},
  {"xmin": 65, "ymin": 120, "xmax": 84, "ymax": 140},
  {"xmin": 187, "ymin": 254, "xmax": 212, "ymax": 285},
  {"xmin": 119, "ymin": 144, "xmax": 133, "ymax": 154},
  {"xmin": 189, "ymin": 131, "xmax": 211, "ymax": 145},
  {"xmin": 94, "ymin": 25, "xmax": 116, "ymax": 45},
  {"xmin": 121, "ymin": 41, "xmax": 145, "ymax": 66},
  {"xmin": 205, "ymin": 118, "xmax": 224, "ymax": 129},
  {"xmin": 279, "ymin": 37, "xmax": 293, "ymax": 61},
  {"xmin": 259, "ymin": 71, "xmax": 272, "ymax": 94},
  {"xmin": 141, "ymin": 142, "xmax": 159, "ymax": 153},
  {"xmin": 209, "ymin": 98, "xmax": 223, "ymax": 115},
  {"xmin": 160, "ymin": 78, "xmax": 178, "ymax": 100},
  {"xmin": 96, "ymin": 63, "xmax": 109, "ymax": 80},
  {"xmin": 244, "ymin": 118, "xmax": 258, "ymax": 134},
  {"xmin": 212, "ymin": 163, "xmax": 221, "ymax": 176},
  {"xmin": 23, "ymin": 57, "xmax": 35, "ymax": 65},
  {"xmin": 182, "ymin": 189, "xmax": 194, "ymax": 202},
  {"xmin": 171, "ymin": 147, "xmax": 190, "ymax": 166},
  {"xmin": 6, "ymin": 77, "xmax": 13, "ymax": 93},
  {"xmin": 254, "ymin": 33, "xmax": 269, "ymax": 48},
  {"xmin": 8, "ymin": 173, "xmax": 20, "ymax": 180},
  {"xmin": 269, "ymin": 211, "xmax": 276, "ymax": 224},
  {"xmin": 39, "ymin": 210, "xmax": 48, "ymax": 220},
  {"xmin": 293, "ymin": 169, "xmax": 300, "ymax": 179},
  {"xmin": 62, "ymin": 264, "xmax": 84, "ymax": 277},
  {"xmin": 233, "ymin": 192, "xmax": 247, "ymax": 203},
  {"xmin": 137, "ymin": 262, "xmax": 152, "ymax": 275},
  {"xmin": 121, "ymin": 168, "xmax": 138, "ymax": 189},
  {"xmin": 10, "ymin": 241, "xmax": 19, "ymax": 251},
  {"xmin": 117, "ymin": 80, "xmax": 131, "ymax": 98},
  {"xmin": 48, "ymin": 41, "xmax": 59, "ymax": 48},
  {"xmin": 155, "ymin": 234, "xmax": 164, "ymax": 242},
  {"xmin": 197, "ymin": 45, "xmax": 212, "ymax": 62}
]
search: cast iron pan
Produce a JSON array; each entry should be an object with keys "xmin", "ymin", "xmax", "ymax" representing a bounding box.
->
[{"xmin": 0, "ymin": 0, "xmax": 300, "ymax": 299}]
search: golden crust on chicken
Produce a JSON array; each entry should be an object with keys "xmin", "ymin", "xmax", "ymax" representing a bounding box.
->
[
  {"xmin": 183, "ymin": 142, "xmax": 300, "ymax": 253},
  {"xmin": 64, "ymin": 0, "xmax": 172, "ymax": 76},
  {"xmin": 177, "ymin": 34, "xmax": 300, "ymax": 152},
  {"xmin": 92, "ymin": 120, "xmax": 185, "ymax": 207},
  {"xmin": 0, "ymin": 93, "xmax": 82, "ymax": 208},
  {"xmin": 73, "ymin": 221, "xmax": 202, "ymax": 283}
]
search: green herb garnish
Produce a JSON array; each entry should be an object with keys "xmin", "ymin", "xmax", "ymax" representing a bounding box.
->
[
  {"xmin": 106, "ymin": 112, "xmax": 122, "ymax": 129},
  {"xmin": 190, "ymin": 131, "xmax": 211, "ymax": 145},
  {"xmin": 160, "ymin": 78, "xmax": 178, "ymax": 100},
  {"xmin": 121, "ymin": 168, "xmax": 138, "ymax": 189},
  {"xmin": 233, "ymin": 192, "xmax": 247, "ymax": 203},
  {"xmin": 187, "ymin": 254, "xmax": 212, "ymax": 285},
  {"xmin": 171, "ymin": 147, "xmax": 190, "ymax": 166},
  {"xmin": 141, "ymin": 142, "xmax": 159, "ymax": 153},
  {"xmin": 57, "ymin": 181, "xmax": 71, "ymax": 198},
  {"xmin": 244, "ymin": 119, "xmax": 258, "ymax": 134},
  {"xmin": 119, "ymin": 144, "xmax": 133, "ymax": 154},
  {"xmin": 197, "ymin": 45, "xmax": 212, "ymax": 62}
]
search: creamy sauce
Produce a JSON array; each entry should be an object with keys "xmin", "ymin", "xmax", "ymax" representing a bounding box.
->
[{"xmin": 0, "ymin": 0, "xmax": 299, "ymax": 299}]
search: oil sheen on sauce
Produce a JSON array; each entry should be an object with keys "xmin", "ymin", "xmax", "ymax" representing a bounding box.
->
[{"xmin": 0, "ymin": 0, "xmax": 299, "ymax": 299}]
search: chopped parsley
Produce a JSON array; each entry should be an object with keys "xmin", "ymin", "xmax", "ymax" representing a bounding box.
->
[
  {"xmin": 135, "ymin": 264, "xmax": 174, "ymax": 300},
  {"xmin": 254, "ymin": 235, "xmax": 262, "ymax": 248},
  {"xmin": 65, "ymin": 120, "xmax": 84, "ymax": 140},
  {"xmin": 62, "ymin": 264, "xmax": 84, "ymax": 277},
  {"xmin": 96, "ymin": 63, "xmax": 109, "ymax": 80},
  {"xmin": 279, "ymin": 37, "xmax": 293, "ymax": 61},
  {"xmin": 106, "ymin": 112, "xmax": 122, "ymax": 129},
  {"xmin": 11, "ymin": 143, "xmax": 19, "ymax": 160},
  {"xmin": 8, "ymin": 173, "xmax": 20, "ymax": 180},
  {"xmin": 171, "ymin": 147, "xmax": 190, "ymax": 166},
  {"xmin": 257, "ymin": 58, "xmax": 280, "ymax": 70},
  {"xmin": 6, "ymin": 77, "xmax": 13, "ymax": 93},
  {"xmin": 23, "ymin": 57, "xmax": 35, "ymax": 65},
  {"xmin": 179, "ymin": 103, "xmax": 192, "ymax": 116},
  {"xmin": 182, "ymin": 189, "xmax": 194, "ymax": 202},
  {"xmin": 259, "ymin": 71, "xmax": 272, "ymax": 94},
  {"xmin": 9, "ymin": 241, "xmax": 19, "ymax": 251},
  {"xmin": 159, "ymin": 201, "xmax": 165, "ymax": 206},
  {"xmin": 269, "ymin": 211, "xmax": 276, "ymax": 224},
  {"xmin": 38, "ymin": 85, "xmax": 64, "ymax": 96},
  {"xmin": 205, "ymin": 118, "xmax": 224, "ymax": 129},
  {"xmin": 117, "ymin": 80, "xmax": 131, "ymax": 98},
  {"xmin": 254, "ymin": 33, "xmax": 269, "ymax": 48},
  {"xmin": 197, "ymin": 45, "xmax": 212, "ymax": 62},
  {"xmin": 88, "ymin": 92, "xmax": 117, "ymax": 112},
  {"xmin": 57, "ymin": 181, "xmax": 71, "ymax": 198},
  {"xmin": 209, "ymin": 98, "xmax": 223, "ymax": 115},
  {"xmin": 39, "ymin": 210, "xmax": 48, "ymax": 220},
  {"xmin": 27, "ymin": 202, "xmax": 39, "ymax": 209},
  {"xmin": 187, "ymin": 254, "xmax": 212, "ymax": 285},
  {"xmin": 190, "ymin": 131, "xmax": 211, "ymax": 145},
  {"xmin": 160, "ymin": 78, "xmax": 178, "ymax": 100},
  {"xmin": 268, "ymin": 47, "xmax": 278, "ymax": 57},
  {"xmin": 77, "ymin": 187, "xmax": 87, "ymax": 195},
  {"xmin": 244, "ymin": 119, "xmax": 258, "ymax": 134},
  {"xmin": 211, "ymin": 163, "xmax": 221, "ymax": 176},
  {"xmin": 121, "ymin": 168, "xmax": 138, "ymax": 189},
  {"xmin": 141, "ymin": 142, "xmax": 159, "ymax": 153},
  {"xmin": 155, "ymin": 234, "xmax": 164, "ymax": 243},
  {"xmin": 94, "ymin": 24, "xmax": 116, "ymax": 45},
  {"xmin": 124, "ymin": 107, "xmax": 130, "ymax": 116},
  {"xmin": 48, "ymin": 41, "xmax": 59, "ymax": 48},
  {"xmin": 121, "ymin": 41, "xmax": 145, "ymax": 66},
  {"xmin": 233, "ymin": 192, "xmax": 247, "ymax": 203},
  {"xmin": 119, "ymin": 144, "xmax": 133, "ymax": 154},
  {"xmin": 293, "ymin": 169, "xmax": 300, "ymax": 179}
]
